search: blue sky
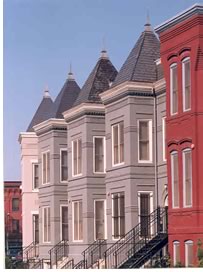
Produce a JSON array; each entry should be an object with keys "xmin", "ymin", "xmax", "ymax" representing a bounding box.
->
[{"xmin": 3, "ymin": 0, "xmax": 202, "ymax": 180}]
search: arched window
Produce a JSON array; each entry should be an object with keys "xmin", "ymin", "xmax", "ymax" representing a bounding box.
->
[
  {"xmin": 170, "ymin": 63, "xmax": 178, "ymax": 115},
  {"xmin": 182, "ymin": 148, "xmax": 192, "ymax": 207},
  {"xmin": 173, "ymin": 240, "xmax": 180, "ymax": 266},
  {"xmin": 185, "ymin": 240, "xmax": 193, "ymax": 267},
  {"xmin": 171, "ymin": 151, "xmax": 179, "ymax": 208},
  {"xmin": 182, "ymin": 57, "xmax": 191, "ymax": 111}
]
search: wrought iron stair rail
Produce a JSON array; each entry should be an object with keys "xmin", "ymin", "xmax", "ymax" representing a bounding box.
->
[
  {"xmin": 61, "ymin": 258, "xmax": 74, "ymax": 269},
  {"xmin": 23, "ymin": 241, "xmax": 39, "ymax": 263},
  {"xmin": 48, "ymin": 240, "xmax": 69, "ymax": 269},
  {"xmin": 73, "ymin": 259, "xmax": 87, "ymax": 269},
  {"xmin": 82, "ymin": 239, "xmax": 107, "ymax": 268},
  {"xmin": 27, "ymin": 258, "xmax": 44, "ymax": 269},
  {"xmin": 103, "ymin": 206, "xmax": 168, "ymax": 269}
]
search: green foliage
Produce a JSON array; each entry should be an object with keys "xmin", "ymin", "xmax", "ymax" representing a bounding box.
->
[
  {"xmin": 197, "ymin": 239, "xmax": 203, "ymax": 267},
  {"xmin": 5, "ymin": 256, "xmax": 13, "ymax": 269},
  {"xmin": 174, "ymin": 261, "xmax": 184, "ymax": 267}
]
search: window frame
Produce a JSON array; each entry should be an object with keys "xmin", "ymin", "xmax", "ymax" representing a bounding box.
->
[
  {"xmin": 42, "ymin": 206, "xmax": 51, "ymax": 243},
  {"xmin": 94, "ymin": 199, "xmax": 107, "ymax": 241},
  {"xmin": 185, "ymin": 240, "xmax": 193, "ymax": 267},
  {"xmin": 112, "ymin": 122, "xmax": 124, "ymax": 167},
  {"xmin": 60, "ymin": 148, "xmax": 68, "ymax": 183},
  {"xmin": 72, "ymin": 139, "xmax": 82, "ymax": 177},
  {"xmin": 171, "ymin": 151, "xmax": 179, "ymax": 209},
  {"xmin": 60, "ymin": 204, "xmax": 69, "ymax": 241},
  {"xmin": 162, "ymin": 117, "xmax": 166, "ymax": 162},
  {"xmin": 183, "ymin": 148, "xmax": 192, "ymax": 208},
  {"xmin": 72, "ymin": 200, "xmax": 83, "ymax": 242},
  {"xmin": 12, "ymin": 198, "xmax": 20, "ymax": 212},
  {"xmin": 137, "ymin": 119, "xmax": 153, "ymax": 163},
  {"xmin": 173, "ymin": 240, "xmax": 180, "ymax": 266},
  {"xmin": 42, "ymin": 150, "xmax": 50, "ymax": 185},
  {"xmin": 93, "ymin": 136, "xmax": 106, "ymax": 174},
  {"xmin": 112, "ymin": 192, "xmax": 125, "ymax": 240},
  {"xmin": 170, "ymin": 62, "xmax": 178, "ymax": 116},
  {"xmin": 182, "ymin": 57, "xmax": 191, "ymax": 112}
]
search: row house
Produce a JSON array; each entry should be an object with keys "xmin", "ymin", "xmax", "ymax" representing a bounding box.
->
[{"xmin": 19, "ymin": 3, "xmax": 203, "ymax": 268}]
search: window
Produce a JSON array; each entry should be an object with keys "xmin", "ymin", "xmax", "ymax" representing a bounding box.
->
[
  {"xmin": 72, "ymin": 139, "xmax": 82, "ymax": 176},
  {"xmin": 183, "ymin": 149, "xmax": 192, "ymax": 207},
  {"xmin": 33, "ymin": 164, "xmax": 39, "ymax": 189},
  {"xmin": 170, "ymin": 63, "xmax": 178, "ymax": 115},
  {"xmin": 171, "ymin": 151, "xmax": 179, "ymax": 208},
  {"xmin": 60, "ymin": 149, "xmax": 68, "ymax": 182},
  {"xmin": 162, "ymin": 117, "xmax": 166, "ymax": 161},
  {"xmin": 138, "ymin": 120, "xmax": 152, "ymax": 162},
  {"xmin": 12, "ymin": 198, "xmax": 19, "ymax": 211},
  {"xmin": 43, "ymin": 206, "xmax": 51, "ymax": 243},
  {"xmin": 138, "ymin": 192, "xmax": 153, "ymax": 237},
  {"xmin": 73, "ymin": 201, "xmax": 83, "ymax": 241},
  {"xmin": 12, "ymin": 219, "xmax": 19, "ymax": 233},
  {"xmin": 173, "ymin": 241, "xmax": 180, "ymax": 266},
  {"xmin": 33, "ymin": 214, "xmax": 39, "ymax": 243},
  {"xmin": 93, "ymin": 137, "xmax": 105, "ymax": 173},
  {"xmin": 42, "ymin": 151, "xmax": 50, "ymax": 184},
  {"xmin": 185, "ymin": 240, "xmax": 193, "ymax": 267},
  {"xmin": 182, "ymin": 58, "xmax": 191, "ymax": 111},
  {"xmin": 112, "ymin": 122, "xmax": 124, "ymax": 166},
  {"xmin": 112, "ymin": 193, "xmax": 125, "ymax": 239},
  {"xmin": 94, "ymin": 200, "xmax": 106, "ymax": 240},
  {"xmin": 60, "ymin": 206, "xmax": 68, "ymax": 241}
]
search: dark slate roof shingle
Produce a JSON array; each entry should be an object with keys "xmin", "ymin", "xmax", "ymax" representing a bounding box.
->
[
  {"xmin": 113, "ymin": 25, "xmax": 163, "ymax": 87},
  {"xmin": 27, "ymin": 90, "xmax": 54, "ymax": 132},
  {"xmin": 74, "ymin": 51, "xmax": 118, "ymax": 106},
  {"xmin": 53, "ymin": 72, "xmax": 81, "ymax": 118}
]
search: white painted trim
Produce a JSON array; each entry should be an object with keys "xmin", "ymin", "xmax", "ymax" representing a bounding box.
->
[
  {"xmin": 182, "ymin": 57, "xmax": 191, "ymax": 112},
  {"xmin": 171, "ymin": 151, "xmax": 179, "ymax": 209},
  {"xmin": 93, "ymin": 136, "xmax": 106, "ymax": 174},
  {"xmin": 42, "ymin": 206, "xmax": 51, "ymax": 243},
  {"xmin": 173, "ymin": 240, "xmax": 180, "ymax": 266},
  {"xmin": 31, "ymin": 211, "xmax": 39, "ymax": 215},
  {"xmin": 137, "ymin": 120, "xmax": 153, "ymax": 163},
  {"xmin": 72, "ymin": 139, "xmax": 82, "ymax": 177},
  {"xmin": 60, "ymin": 204, "xmax": 69, "ymax": 241},
  {"xmin": 112, "ymin": 122, "xmax": 124, "ymax": 167},
  {"xmin": 33, "ymin": 118, "xmax": 67, "ymax": 133},
  {"xmin": 72, "ymin": 201, "xmax": 83, "ymax": 242},
  {"xmin": 185, "ymin": 240, "xmax": 193, "ymax": 267},
  {"xmin": 183, "ymin": 148, "xmax": 192, "ymax": 208},
  {"xmin": 170, "ymin": 63, "xmax": 178, "ymax": 116},
  {"xmin": 60, "ymin": 148, "xmax": 68, "ymax": 183},
  {"xmin": 94, "ymin": 199, "xmax": 107, "ymax": 241},
  {"xmin": 41, "ymin": 150, "xmax": 50, "ymax": 185},
  {"xmin": 162, "ymin": 117, "xmax": 166, "ymax": 162}
]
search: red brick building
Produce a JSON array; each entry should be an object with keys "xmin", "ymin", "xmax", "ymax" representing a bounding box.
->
[
  {"xmin": 4, "ymin": 181, "xmax": 22, "ymax": 256},
  {"xmin": 156, "ymin": 4, "xmax": 203, "ymax": 267}
]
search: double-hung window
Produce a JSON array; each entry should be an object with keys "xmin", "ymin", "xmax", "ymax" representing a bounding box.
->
[
  {"xmin": 93, "ymin": 137, "xmax": 105, "ymax": 173},
  {"xmin": 60, "ymin": 149, "xmax": 68, "ymax": 182},
  {"xmin": 94, "ymin": 200, "xmax": 106, "ymax": 240},
  {"xmin": 43, "ymin": 206, "xmax": 51, "ymax": 243},
  {"xmin": 171, "ymin": 151, "xmax": 179, "ymax": 208},
  {"xmin": 73, "ymin": 201, "xmax": 83, "ymax": 241},
  {"xmin": 138, "ymin": 120, "xmax": 152, "ymax": 163},
  {"xmin": 170, "ymin": 63, "xmax": 178, "ymax": 115},
  {"xmin": 72, "ymin": 139, "xmax": 82, "ymax": 176},
  {"xmin": 112, "ymin": 122, "xmax": 124, "ymax": 166},
  {"xmin": 60, "ymin": 205, "xmax": 68, "ymax": 241},
  {"xmin": 185, "ymin": 240, "xmax": 193, "ymax": 267},
  {"xmin": 173, "ymin": 241, "xmax": 180, "ymax": 266},
  {"xmin": 182, "ymin": 57, "xmax": 191, "ymax": 111},
  {"xmin": 112, "ymin": 193, "xmax": 125, "ymax": 239},
  {"xmin": 183, "ymin": 149, "xmax": 192, "ymax": 207},
  {"xmin": 162, "ymin": 117, "xmax": 166, "ymax": 161},
  {"xmin": 12, "ymin": 198, "xmax": 19, "ymax": 211},
  {"xmin": 42, "ymin": 151, "xmax": 50, "ymax": 185},
  {"xmin": 33, "ymin": 163, "xmax": 39, "ymax": 189},
  {"xmin": 33, "ymin": 214, "xmax": 39, "ymax": 243}
]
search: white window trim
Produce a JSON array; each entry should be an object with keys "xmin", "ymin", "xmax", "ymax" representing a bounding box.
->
[
  {"xmin": 32, "ymin": 162, "xmax": 39, "ymax": 192},
  {"xmin": 138, "ymin": 191, "xmax": 153, "ymax": 236},
  {"xmin": 170, "ymin": 63, "xmax": 178, "ymax": 116},
  {"xmin": 182, "ymin": 57, "xmax": 191, "ymax": 112},
  {"xmin": 137, "ymin": 120, "xmax": 153, "ymax": 163},
  {"xmin": 32, "ymin": 212, "xmax": 39, "ymax": 244},
  {"xmin": 171, "ymin": 151, "xmax": 179, "ymax": 209},
  {"xmin": 60, "ymin": 204, "xmax": 68, "ymax": 241},
  {"xmin": 185, "ymin": 240, "xmax": 193, "ymax": 267},
  {"xmin": 162, "ymin": 117, "xmax": 166, "ymax": 162},
  {"xmin": 42, "ymin": 206, "xmax": 51, "ymax": 244},
  {"xmin": 93, "ymin": 136, "xmax": 106, "ymax": 174},
  {"xmin": 42, "ymin": 150, "xmax": 50, "ymax": 185},
  {"xmin": 60, "ymin": 148, "xmax": 68, "ymax": 183},
  {"xmin": 173, "ymin": 241, "xmax": 180, "ymax": 266},
  {"xmin": 94, "ymin": 199, "xmax": 107, "ymax": 241},
  {"xmin": 183, "ymin": 148, "xmax": 192, "ymax": 208},
  {"xmin": 112, "ymin": 123, "xmax": 124, "ymax": 167},
  {"xmin": 112, "ymin": 192, "xmax": 125, "ymax": 241},
  {"xmin": 72, "ymin": 201, "xmax": 83, "ymax": 242},
  {"xmin": 72, "ymin": 139, "xmax": 82, "ymax": 177}
]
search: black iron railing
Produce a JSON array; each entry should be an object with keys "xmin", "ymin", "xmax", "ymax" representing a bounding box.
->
[
  {"xmin": 61, "ymin": 258, "xmax": 74, "ymax": 269},
  {"xmin": 48, "ymin": 240, "xmax": 69, "ymax": 269},
  {"xmin": 73, "ymin": 259, "xmax": 87, "ymax": 269},
  {"xmin": 82, "ymin": 239, "xmax": 107, "ymax": 268},
  {"xmin": 28, "ymin": 258, "xmax": 44, "ymax": 269},
  {"xmin": 23, "ymin": 241, "xmax": 39, "ymax": 263},
  {"xmin": 103, "ymin": 207, "xmax": 168, "ymax": 269}
]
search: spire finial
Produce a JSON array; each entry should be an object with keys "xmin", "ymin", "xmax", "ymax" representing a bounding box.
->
[
  {"xmin": 145, "ymin": 9, "xmax": 152, "ymax": 31},
  {"xmin": 43, "ymin": 85, "xmax": 51, "ymax": 98},
  {"xmin": 100, "ymin": 35, "xmax": 108, "ymax": 59},
  {"xmin": 68, "ymin": 62, "xmax": 75, "ymax": 80}
]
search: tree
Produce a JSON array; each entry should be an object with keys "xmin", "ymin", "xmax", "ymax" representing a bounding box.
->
[{"xmin": 197, "ymin": 239, "xmax": 203, "ymax": 267}]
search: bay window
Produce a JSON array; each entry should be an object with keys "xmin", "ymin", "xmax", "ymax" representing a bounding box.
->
[
  {"xmin": 72, "ymin": 139, "xmax": 82, "ymax": 176},
  {"xmin": 112, "ymin": 122, "xmax": 124, "ymax": 166},
  {"xmin": 93, "ymin": 137, "xmax": 105, "ymax": 173},
  {"xmin": 60, "ymin": 149, "xmax": 68, "ymax": 182}
]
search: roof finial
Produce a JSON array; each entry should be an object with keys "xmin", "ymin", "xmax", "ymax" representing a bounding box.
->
[
  {"xmin": 43, "ymin": 85, "xmax": 51, "ymax": 98},
  {"xmin": 100, "ymin": 36, "xmax": 108, "ymax": 59},
  {"xmin": 145, "ymin": 9, "xmax": 152, "ymax": 31},
  {"xmin": 68, "ymin": 62, "xmax": 75, "ymax": 80}
]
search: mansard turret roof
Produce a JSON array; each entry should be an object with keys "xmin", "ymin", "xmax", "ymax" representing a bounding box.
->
[
  {"xmin": 27, "ymin": 88, "xmax": 54, "ymax": 132},
  {"xmin": 74, "ymin": 50, "xmax": 118, "ymax": 106},
  {"xmin": 113, "ymin": 22, "xmax": 162, "ymax": 87}
]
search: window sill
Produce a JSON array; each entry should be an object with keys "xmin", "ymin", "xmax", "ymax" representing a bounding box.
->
[
  {"xmin": 112, "ymin": 162, "xmax": 125, "ymax": 168},
  {"xmin": 32, "ymin": 189, "xmax": 39, "ymax": 192},
  {"xmin": 138, "ymin": 160, "xmax": 153, "ymax": 164},
  {"xmin": 72, "ymin": 174, "xmax": 82, "ymax": 178}
]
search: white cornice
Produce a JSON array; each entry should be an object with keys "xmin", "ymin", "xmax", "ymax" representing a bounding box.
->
[
  {"xmin": 18, "ymin": 132, "xmax": 37, "ymax": 143},
  {"xmin": 63, "ymin": 103, "xmax": 105, "ymax": 122},
  {"xmin": 33, "ymin": 118, "xmax": 67, "ymax": 133}
]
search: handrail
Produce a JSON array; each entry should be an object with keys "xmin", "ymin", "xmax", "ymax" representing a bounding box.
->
[
  {"xmin": 61, "ymin": 258, "xmax": 74, "ymax": 269},
  {"xmin": 23, "ymin": 241, "xmax": 39, "ymax": 262},
  {"xmin": 48, "ymin": 240, "xmax": 68, "ymax": 269},
  {"xmin": 73, "ymin": 259, "xmax": 87, "ymax": 269}
]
